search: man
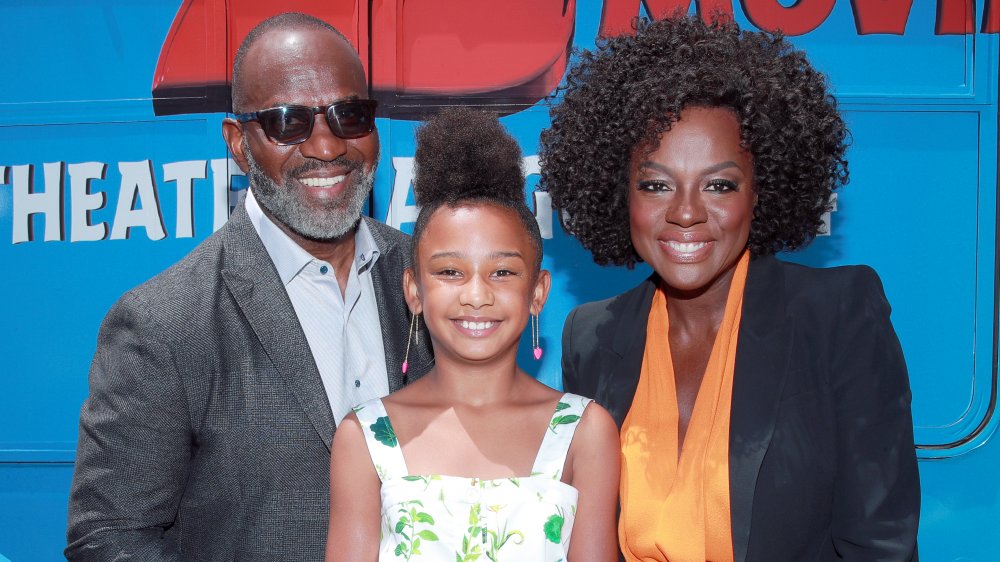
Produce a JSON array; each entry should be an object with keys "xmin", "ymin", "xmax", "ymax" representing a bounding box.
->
[{"xmin": 66, "ymin": 13, "xmax": 432, "ymax": 561}]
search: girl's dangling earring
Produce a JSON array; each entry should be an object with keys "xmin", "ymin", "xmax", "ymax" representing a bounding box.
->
[
  {"xmin": 532, "ymin": 313, "xmax": 543, "ymax": 360},
  {"xmin": 403, "ymin": 311, "xmax": 419, "ymax": 374}
]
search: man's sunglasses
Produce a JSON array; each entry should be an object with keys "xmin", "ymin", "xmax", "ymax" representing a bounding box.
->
[{"xmin": 234, "ymin": 99, "xmax": 378, "ymax": 145}]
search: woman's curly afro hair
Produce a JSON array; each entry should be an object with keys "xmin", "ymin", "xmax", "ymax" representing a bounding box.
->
[
  {"xmin": 539, "ymin": 15, "xmax": 849, "ymax": 267},
  {"xmin": 411, "ymin": 107, "xmax": 543, "ymax": 271}
]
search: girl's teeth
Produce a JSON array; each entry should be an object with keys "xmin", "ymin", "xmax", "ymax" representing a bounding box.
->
[{"xmin": 460, "ymin": 320, "xmax": 494, "ymax": 330}]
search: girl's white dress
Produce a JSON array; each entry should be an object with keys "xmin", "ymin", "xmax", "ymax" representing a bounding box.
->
[{"xmin": 353, "ymin": 393, "xmax": 592, "ymax": 561}]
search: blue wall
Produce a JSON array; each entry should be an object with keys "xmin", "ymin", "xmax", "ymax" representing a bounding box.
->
[{"xmin": 0, "ymin": 1, "xmax": 997, "ymax": 559}]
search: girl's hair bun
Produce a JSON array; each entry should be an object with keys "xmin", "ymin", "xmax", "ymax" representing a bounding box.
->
[{"xmin": 413, "ymin": 107, "xmax": 525, "ymax": 207}]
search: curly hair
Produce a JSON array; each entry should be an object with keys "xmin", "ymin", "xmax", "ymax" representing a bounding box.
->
[
  {"xmin": 538, "ymin": 15, "xmax": 849, "ymax": 267},
  {"xmin": 412, "ymin": 107, "xmax": 543, "ymax": 271}
]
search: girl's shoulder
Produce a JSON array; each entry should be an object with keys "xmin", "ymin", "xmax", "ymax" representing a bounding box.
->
[
  {"xmin": 562, "ymin": 398, "xmax": 618, "ymax": 477},
  {"xmin": 351, "ymin": 396, "xmax": 390, "ymax": 423},
  {"xmin": 570, "ymin": 397, "xmax": 615, "ymax": 436}
]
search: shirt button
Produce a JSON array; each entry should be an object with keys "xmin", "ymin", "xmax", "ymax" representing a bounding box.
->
[
  {"xmin": 319, "ymin": 265, "xmax": 329, "ymax": 275},
  {"xmin": 354, "ymin": 379, "xmax": 361, "ymax": 388}
]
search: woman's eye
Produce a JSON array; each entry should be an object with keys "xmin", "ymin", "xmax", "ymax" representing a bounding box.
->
[
  {"xmin": 636, "ymin": 180, "xmax": 671, "ymax": 192},
  {"xmin": 705, "ymin": 179, "xmax": 738, "ymax": 192}
]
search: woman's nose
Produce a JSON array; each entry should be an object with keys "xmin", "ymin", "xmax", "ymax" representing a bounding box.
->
[{"xmin": 665, "ymin": 188, "xmax": 707, "ymax": 227}]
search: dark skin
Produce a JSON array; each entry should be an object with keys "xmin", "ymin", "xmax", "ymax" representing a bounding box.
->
[
  {"xmin": 222, "ymin": 26, "xmax": 379, "ymax": 295},
  {"xmin": 668, "ymin": 295, "xmax": 725, "ymax": 450},
  {"xmin": 627, "ymin": 107, "xmax": 756, "ymax": 452}
]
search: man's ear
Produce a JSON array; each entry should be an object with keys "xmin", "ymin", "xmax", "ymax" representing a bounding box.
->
[
  {"xmin": 222, "ymin": 118, "xmax": 251, "ymax": 174},
  {"xmin": 403, "ymin": 267, "xmax": 422, "ymax": 315},
  {"xmin": 529, "ymin": 269, "xmax": 552, "ymax": 316}
]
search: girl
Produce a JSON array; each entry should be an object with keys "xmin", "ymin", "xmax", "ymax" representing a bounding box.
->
[{"xmin": 325, "ymin": 108, "xmax": 620, "ymax": 561}]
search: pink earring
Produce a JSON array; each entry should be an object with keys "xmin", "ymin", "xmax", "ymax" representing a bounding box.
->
[
  {"xmin": 531, "ymin": 313, "xmax": 543, "ymax": 360},
  {"xmin": 402, "ymin": 311, "xmax": 419, "ymax": 374}
]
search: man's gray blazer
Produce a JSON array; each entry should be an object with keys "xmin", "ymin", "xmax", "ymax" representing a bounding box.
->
[{"xmin": 65, "ymin": 200, "xmax": 433, "ymax": 561}]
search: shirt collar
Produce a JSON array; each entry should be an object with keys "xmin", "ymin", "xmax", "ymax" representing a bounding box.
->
[
  {"xmin": 245, "ymin": 188, "xmax": 381, "ymax": 285},
  {"xmin": 354, "ymin": 218, "xmax": 381, "ymax": 273}
]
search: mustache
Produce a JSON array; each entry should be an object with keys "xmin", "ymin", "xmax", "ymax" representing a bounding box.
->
[{"xmin": 287, "ymin": 157, "xmax": 363, "ymax": 178}]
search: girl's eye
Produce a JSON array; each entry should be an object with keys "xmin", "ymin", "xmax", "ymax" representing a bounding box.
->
[
  {"xmin": 636, "ymin": 180, "xmax": 671, "ymax": 192},
  {"xmin": 493, "ymin": 269, "xmax": 517, "ymax": 278},
  {"xmin": 705, "ymin": 179, "xmax": 739, "ymax": 192},
  {"xmin": 435, "ymin": 268, "xmax": 461, "ymax": 277}
]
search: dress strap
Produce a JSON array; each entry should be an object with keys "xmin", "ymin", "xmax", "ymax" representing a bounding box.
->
[
  {"xmin": 352, "ymin": 398, "xmax": 409, "ymax": 482},
  {"xmin": 530, "ymin": 393, "xmax": 593, "ymax": 481}
]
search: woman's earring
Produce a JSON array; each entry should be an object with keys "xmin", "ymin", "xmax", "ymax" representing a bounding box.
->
[
  {"xmin": 402, "ymin": 311, "xmax": 419, "ymax": 374},
  {"xmin": 531, "ymin": 313, "xmax": 543, "ymax": 360}
]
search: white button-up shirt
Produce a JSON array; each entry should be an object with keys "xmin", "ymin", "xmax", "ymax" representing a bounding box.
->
[{"xmin": 245, "ymin": 188, "xmax": 390, "ymax": 425}]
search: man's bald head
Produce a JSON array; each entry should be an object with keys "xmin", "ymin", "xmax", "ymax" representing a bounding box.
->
[{"xmin": 231, "ymin": 12, "xmax": 357, "ymax": 112}]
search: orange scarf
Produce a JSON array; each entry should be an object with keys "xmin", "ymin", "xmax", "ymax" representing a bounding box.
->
[{"xmin": 619, "ymin": 251, "xmax": 749, "ymax": 562}]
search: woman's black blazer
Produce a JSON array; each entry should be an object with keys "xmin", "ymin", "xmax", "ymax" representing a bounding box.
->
[{"xmin": 562, "ymin": 255, "xmax": 920, "ymax": 561}]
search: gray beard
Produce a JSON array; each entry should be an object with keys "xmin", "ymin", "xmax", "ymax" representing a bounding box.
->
[{"xmin": 244, "ymin": 144, "xmax": 376, "ymax": 241}]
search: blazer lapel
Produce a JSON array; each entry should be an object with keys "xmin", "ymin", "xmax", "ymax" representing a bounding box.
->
[
  {"xmin": 365, "ymin": 218, "xmax": 432, "ymax": 391},
  {"xmin": 604, "ymin": 277, "xmax": 657, "ymax": 429},
  {"xmin": 729, "ymin": 256, "xmax": 793, "ymax": 562},
  {"xmin": 220, "ymin": 202, "xmax": 336, "ymax": 450}
]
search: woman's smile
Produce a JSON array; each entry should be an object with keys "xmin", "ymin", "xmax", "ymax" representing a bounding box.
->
[{"xmin": 657, "ymin": 237, "xmax": 715, "ymax": 262}]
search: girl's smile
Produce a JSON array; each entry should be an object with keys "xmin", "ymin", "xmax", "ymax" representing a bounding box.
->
[
  {"xmin": 452, "ymin": 317, "xmax": 501, "ymax": 337},
  {"xmin": 405, "ymin": 203, "xmax": 549, "ymax": 368}
]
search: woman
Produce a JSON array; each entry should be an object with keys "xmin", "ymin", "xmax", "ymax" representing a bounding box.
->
[
  {"xmin": 539, "ymin": 15, "xmax": 920, "ymax": 562},
  {"xmin": 326, "ymin": 108, "xmax": 620, "ymax": 561}
]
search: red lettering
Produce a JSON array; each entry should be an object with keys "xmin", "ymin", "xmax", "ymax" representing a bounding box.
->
[
  {"xmin": 599, "ymin": 0, "xmax": 733, "ymax": 37},
  {"xmin": 741, "ymin": 0, "xmax": 836, "ymax": 35},
  {"xmin": 597, "ymin": 0, "xmax": 996, "ymax": 37},
  {"xmin": 984, "ymin": 0, "xmax": 999, "ymax": 33},
  {"xmin": 850, "ymin": 0, "xmax": 913, "ymax": 34},
  {"xmin": 935, "ymin": 0, "xmax": 974, "ymax": 34}
]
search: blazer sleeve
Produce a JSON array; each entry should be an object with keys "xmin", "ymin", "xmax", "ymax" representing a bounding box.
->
[
  {"xmin": 561, "ymin": 307, "xmax": 581, "ymax": 393},
  {"xmin": 66, "ymin": 292, "xmax": 195, "ymax": 562},
  {"xmin": 829, "ymin": 267, "xmax": 920, "ymax": 560}
]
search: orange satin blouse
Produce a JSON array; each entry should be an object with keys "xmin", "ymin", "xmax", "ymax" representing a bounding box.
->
[{"xmin": 619, "ymin": 251, "xmax": 749, "ymax": 562}]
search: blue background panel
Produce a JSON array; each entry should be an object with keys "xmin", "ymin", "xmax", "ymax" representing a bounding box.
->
[
  {"xmin": 0, "ymin": 464, "xmax": 73, "ymax": 562},
  {"xmin": 920, "ymin": 437, "xmax": 1000, "ymax": 559},
  {"xmin": 0, "ymin": 0, "xmax": 998, "ymax": 559},
  {"xmin": 0, "ymin": 2, "xmax": 180, "ymax": 122},
  {"xmin": 772, "ymin": 1, "xmax": 977, "ymax": 99},
  {"xmin": 0, "ymin": 117, "xmax": 229, "ymax": 459},
  {"xmin": 789, "ymin": 109, "xmax": 987, "ymax": 442}
]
